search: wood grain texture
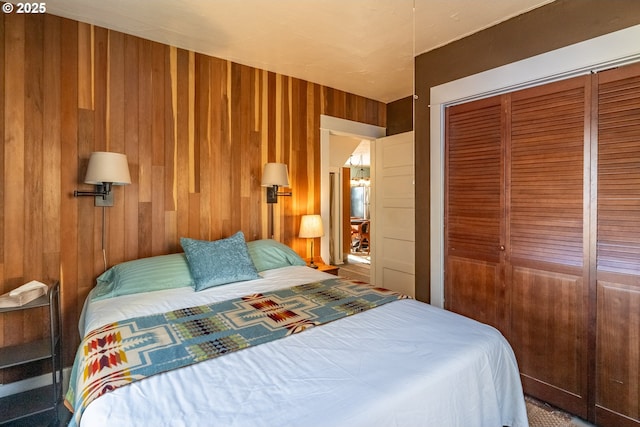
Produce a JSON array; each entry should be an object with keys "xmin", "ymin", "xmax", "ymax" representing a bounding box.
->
[
  {"xmin": 444, "ymin": 95, "xmax": 506, "ymax": 333},
  {"xmin": 0, "ymin": 13, "xmax": 386, "ymax": 373},
  {"xmin": 445, "ymin": 96, "xmax": 503, "ymax": 264},
  {"xmin": 597, "ymin": 64, "xmax": 640, "ymax": 276},
  {"xmin": 445, "ymin": 77, "xmax": 591, "ymax": 418},
  {"xmin": 512, "ymin": 267, "xmax": 587, "ymax": 417},
  {"xmin": 510, "ymin": 77, "xmax": 587, "ymax": 270},
  {"xmin": 445, "ymin": 66, "xmax": 640, "ymax": 425},
  {"xmin": 446, "ymin": 256, "xmax": 503, "ymax": 331},
  {"xmin": 596, "ymin": 282, "xmax": 640, "ymax": 425},
  {"xmin": 594, "ymin": 63, "xmax": 640, "ymax": 426}
]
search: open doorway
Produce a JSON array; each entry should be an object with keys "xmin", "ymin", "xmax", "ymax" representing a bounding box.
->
[
  {"xmin": 346, "ymin": 145, "xmax": 371, "ymax": 266},
  {"xmin": 319, "ymin": 115, "xmax": 385, "ymax": 278}
]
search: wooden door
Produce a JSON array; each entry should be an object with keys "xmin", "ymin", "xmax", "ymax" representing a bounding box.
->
[
  {"xmin": 445, "ymin": 76, "xmax": 590, "ymax": 418},
  {"xmin": 445, "ymin": 96, "xmax": 507, "ymax": 334},
  {"xmin": 594, "ymin": 63, "xmax": 640, "ymax": 427},
  {"xmin": 372, "ymin": 132, "xmax": 415, "ymax": 296},
  {"xmin": 507, "ymin": 76, "xmax": 590, "ymax": 418},
  {"xmin": 445, "ymin": 65, "xmax": 640, "ymax": 426}
]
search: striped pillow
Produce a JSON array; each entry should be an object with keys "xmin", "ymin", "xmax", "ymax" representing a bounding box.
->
[
  {"xmin": 91, "ymin": 253, "xmax": 194, "ymax": 301},
  {"xmin": 247, "ymin": 239, "xmax": 306, "ymax": 272}
]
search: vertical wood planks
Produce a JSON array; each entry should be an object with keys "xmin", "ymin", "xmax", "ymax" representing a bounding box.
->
[
  {"xmin": 23, "ymin": 14, "xmax": 44, "ymax": 284},
  {"xmin": 175, "ymin": 49, "xmax": 191, "ymax": 243},
  {"xmin": 107, "ymin": 31, "xmax": 126, "ymax": 266},
  {"xmin": 137, "ymin": 38, "xmax": 153, "ymax": 205},
  {"xmin": 59, "ymin": 18, "xmax": 79, "ymax": 363},
  {"xmin": 0, "ymin": 9, "xmax": 4, "ymax": 376},
  {"xmin": 4, "ymin": 13, "xmax": 25, "ymax": 287},
  {"xmin": 0, "ymin": 12, "xmax": 5, "ymax": 270},
  {"xmin": 123, "ymin": 34, "xmax": 140, "ymax": 260},
  {"xmin": 0, "ymin": 13, "xmax": 386, "ymax": 371},
  {"xmin": 77, "ymin": 23, "xmax": 93, "ymax": 110},
  {"xmin": 43, "ymin": 15, "xmax": 61, "ymax": 269}
]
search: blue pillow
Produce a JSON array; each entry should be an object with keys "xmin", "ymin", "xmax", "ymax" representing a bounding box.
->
[
  {"xmin": 247, "ymin": 239, "xmax": 306, "ymax": 272},
  {"xmin": 92, "ymin": 253, "xmax": 194, "ymax": 301},
  {"xmin": 180, "ymin": 231, "xmax": 260, "ymax": 291}
]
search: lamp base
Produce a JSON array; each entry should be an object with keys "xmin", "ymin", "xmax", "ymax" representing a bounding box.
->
[
  {"xmin": 308, "ymin": 241, "xmax": 318, "ymax": 268},
  {"xmin": 266, "ymin": 186, "xmax": 278, "ymax": 204},
  {"xmin": 266, "ymin": 185, "xmax": 292, "ymax": 204},
  {"xmin": 94, "ymin": 192, "xmax": 114, "ymax": 207}
]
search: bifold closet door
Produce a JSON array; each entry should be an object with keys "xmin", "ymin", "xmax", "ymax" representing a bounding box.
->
[
  {"xmin": 507, "ymin": 76, "xmax": 590, "ymax": 418},
  {"xmin": 446, "ymin": 66, "xmax": 640, "ymax": 426},
  {"xmin": 444, "ymin": 96, "xmax": 507, "ymax": 335},
  {"xmin": 595, "ymin": 63, "xmax": 640, "ymax": 427},
  {"xmin": 445, "ymin": 76, "xmax": 590, "ymax": 419}
]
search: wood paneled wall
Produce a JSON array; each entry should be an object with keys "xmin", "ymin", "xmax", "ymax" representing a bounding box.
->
[{"xmin": 0, "ymin": 12, "xmax": 386, "ymax": 374}]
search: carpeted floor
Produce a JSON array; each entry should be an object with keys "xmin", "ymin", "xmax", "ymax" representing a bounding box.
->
[{"xmin": 526, "ymin": 396, "xmax": 577, "ymax": 427}]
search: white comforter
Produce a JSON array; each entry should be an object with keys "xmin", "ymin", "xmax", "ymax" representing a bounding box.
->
[{"xmin": 77, "ymin": 266, "xmax": 528, "ymax": 427}]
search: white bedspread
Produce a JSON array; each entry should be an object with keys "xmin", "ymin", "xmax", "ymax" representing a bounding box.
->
[{"xmin": 77, "ymin": 266, "xmax": 528, "ymax": 427}]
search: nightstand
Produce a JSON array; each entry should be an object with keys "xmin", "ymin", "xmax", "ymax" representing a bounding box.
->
[
  {"xmin": 306, "ymin": 257, "xmax": 339, "ymax": 276},
  {"xmin": 0, "ymin": 282, "xmax": 62, "ymax": 426}
]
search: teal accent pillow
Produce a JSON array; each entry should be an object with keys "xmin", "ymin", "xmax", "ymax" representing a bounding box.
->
[
  {"xmin": 92, "ymin": 253, "xmax": 194, "ymax": 301},
  {"xmin": 247, "ymin": 239, "xmax": 306, "ymax": 272},
  {"xmin": 180, "ymin": 231, "xmax": 260, "ymax": 291}
]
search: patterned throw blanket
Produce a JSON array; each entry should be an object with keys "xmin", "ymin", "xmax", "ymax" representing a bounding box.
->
[{"xmin": 64, "ymin": 278, "xmax": 409, "ymax": 426}]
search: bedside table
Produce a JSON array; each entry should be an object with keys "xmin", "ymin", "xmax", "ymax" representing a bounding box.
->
[
  {"xmin": 0, "ymin": 282, "xmax": 62, "ymax": 426},
  {"xmin": 316, "ymin": 263, "xmax": 339, "ymax": 275},
  {"xmin": 306, "ymin": 257, "xmax": 339, "ymax": 276}
]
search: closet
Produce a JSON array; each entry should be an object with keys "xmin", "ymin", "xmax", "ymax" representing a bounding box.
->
[{"xmin": 444, "ymin": 63, "xmax": 640, "ymax": 427}]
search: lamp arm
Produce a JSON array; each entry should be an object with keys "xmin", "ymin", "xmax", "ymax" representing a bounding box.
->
[
  {"xmin": 73, "ymin": 183, "xmax": 112, "ymax": 200},
  {"xmin": 266, "ymin": 185, "xmax": 292, "ymax": 203}
]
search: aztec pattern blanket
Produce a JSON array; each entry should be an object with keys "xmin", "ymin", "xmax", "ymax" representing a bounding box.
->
[{"xmin": 64, "ymin": 278, "xmax": 409, "ymax": 426}]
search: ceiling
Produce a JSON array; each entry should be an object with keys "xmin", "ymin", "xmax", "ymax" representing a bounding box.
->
[{"xmin": 45, "ymin": 0, "xmax": 554, "ymax": 103}]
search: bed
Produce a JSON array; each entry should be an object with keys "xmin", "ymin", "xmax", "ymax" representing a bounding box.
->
[{"xmin": 65, "ymin": 234, "xmax": 528, "ymax": 427}]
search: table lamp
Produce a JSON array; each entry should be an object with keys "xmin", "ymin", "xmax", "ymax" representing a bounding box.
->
[{"xmin": 299, "ymin": 214, "xmax": 324, "ymax": 268}]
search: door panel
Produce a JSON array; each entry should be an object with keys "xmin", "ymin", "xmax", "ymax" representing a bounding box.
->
[
  {"xmin": 511, "ymin": 266, "xmax": 585, "ymax": 416},
  {"xmin": 509, "ymin": 79, "xmax": 586, "ymax": 269},
  {"xmin": 445, "ymin": 78, "xmax": 590, "ymax": 418},
  {"xmin": 445, "ymin": 64, "xmax": 640, "ymax": 426},
  {"xmin": 445, "ymin": 96, "xmax": 504, "ymax": 330},
  {"xmin": 596, "ymin": 281, "xmax": 640, "ymax": 426},
  {"xmin": 507, "ymin": 77, "xmax": 589, "ymax": 417},
  {"xmin": 445, "ymin": 97, "xmax": 503, "ymax": 264},
  {"xmin": 372, "ymin": 132, "xmax": 414, "ymax": 296},
  {"xmin": 446, "ymin": 256, "xmax": 503, "ymax": 330},
  {"xmin": 595, "ymin": 63, "xmax": 640, "ymax": 427}
]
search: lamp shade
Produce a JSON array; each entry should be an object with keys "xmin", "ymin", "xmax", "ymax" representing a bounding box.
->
[
  {"xmin": 84, "ymin": 152, "xmax": 131, "ymax": 185},
  {"xmin": 299, "ymin": 214, "xmax": 324, "ymax": 238},
  {"xmin": 261, "ymin": 163, "xmax": 290, "ymax": 187}
]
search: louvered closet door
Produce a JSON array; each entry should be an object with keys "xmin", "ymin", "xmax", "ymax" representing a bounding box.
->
[
  {"xmin": 595, "ymin": 63, "xmax": 640, "ymax": 427},
  {"xmin": 507, "ymin": 76, "xmax": 590, "ymax": 418},
  {"xmin": 445, "ymin": 96, "xmax": 506, "ymax": 333},
  {"xmin": 446, "ymin": 79, "xmax": 591, "ymax": 416}
]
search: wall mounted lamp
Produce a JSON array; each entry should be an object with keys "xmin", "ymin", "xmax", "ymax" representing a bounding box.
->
[
  {"xmin": 299, "ymin": 214, "xmax": 324, "ymax": 269},
  {"xmin": 261, "ymin": 163, "xmax": 292, "ymax": 203},
  {"xmin": 73, "ymin": 151, "xmax": 131, "ymax": 207}
]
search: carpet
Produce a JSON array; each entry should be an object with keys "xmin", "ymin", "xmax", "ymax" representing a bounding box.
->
[{"xmin": 526, "ymin": 396, "xmax": 576, "ymax": 427}]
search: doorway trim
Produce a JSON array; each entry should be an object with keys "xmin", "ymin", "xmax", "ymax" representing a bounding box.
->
[
  {"xmin": 429, "ymin": 24, "xmax": 640, "ymax": 307},
  {"xmin": 320, "ymin": 115, "xmax": 385, "ymax": 265}
]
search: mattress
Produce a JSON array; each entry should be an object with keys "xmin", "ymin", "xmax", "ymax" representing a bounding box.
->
[{"xmin": 71, "ymin": 266, "xmax": 528, "ymax": 427}]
